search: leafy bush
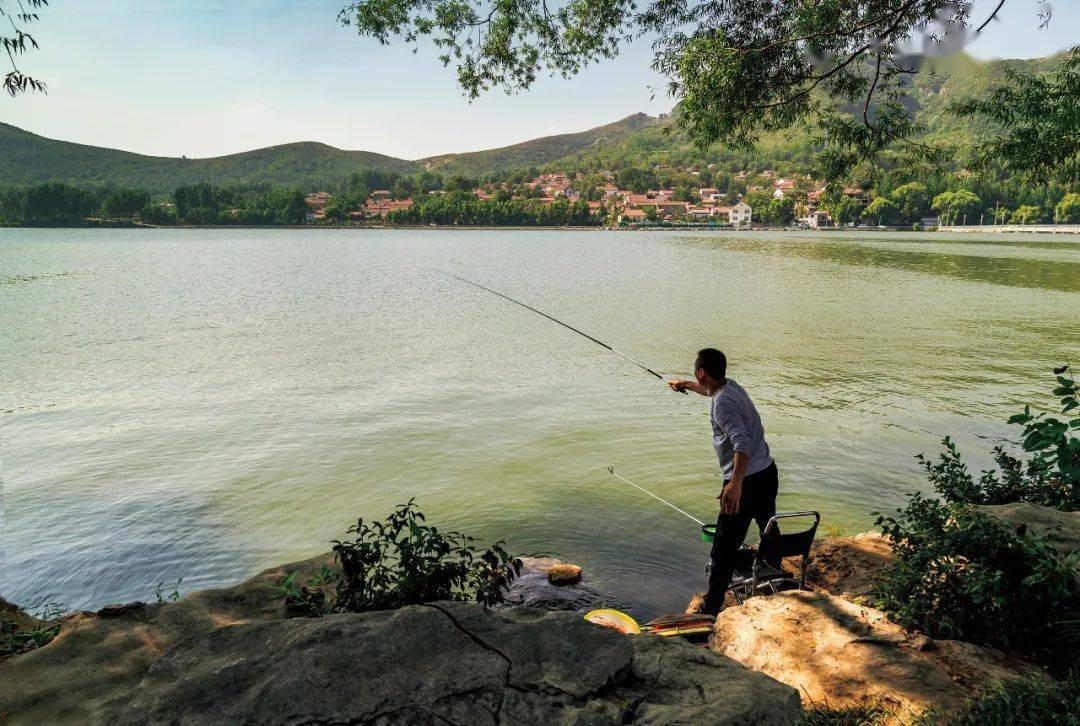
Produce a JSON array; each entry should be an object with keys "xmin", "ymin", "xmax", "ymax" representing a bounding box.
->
[
  {"xmin": 1, "ymin": 597, "xmax": 67, "ymax": 658},
  {"xmin": 802, "ymin": 672, "xmax": 1080, "ymax": 725},
  {"xmin": 947, "ymin": 669, "xmax": 1080, "ymax": 726},
  {"xmin": 276, "ymin": 500, "xmax": 521, "ymax": 616},
  {"xmin": 917, "ymin": 366, "xmax": 1078, "ymax": 510},
  {"xmin": 874, "ymin": 494, "xmax": 1079, "ymax": 657}
]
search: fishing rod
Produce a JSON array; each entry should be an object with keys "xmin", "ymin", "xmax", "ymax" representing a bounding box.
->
[
  {"xmin": 607, "ymin": 467, "xmax": 704, "ymax": 526},
  {"xmin": 440, "ymin": 271, "xmax": 686, "ymax": 393}
]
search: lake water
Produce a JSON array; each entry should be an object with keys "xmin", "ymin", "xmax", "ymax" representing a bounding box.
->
[{"xmin": 2, "ymin": 228, "xmax": 1078, "ymax": 617}]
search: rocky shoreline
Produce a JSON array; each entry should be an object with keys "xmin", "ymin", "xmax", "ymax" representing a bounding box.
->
[{"xmin": 1, "ymin": 504, "xmax": 1075, "ymax": 724}]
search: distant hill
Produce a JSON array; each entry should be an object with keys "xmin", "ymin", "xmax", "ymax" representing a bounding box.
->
[
  {"xmin": 418, "ymin": 113, "xmax": 658, "ymax": 176},
  {"xmin": 0, "ymin": 125, "xmax": 417, "ymax": 191},
  {"xmin": 539, "ymin": 54, "xmax": 1058, "ymax": 176},
  {"xmin": 0, "ymin": 54, "xmax": 1061, "ymax": 191},
  {"xmin": 0, "ymin": 113, "xmax": 659, "ymax": 192}
]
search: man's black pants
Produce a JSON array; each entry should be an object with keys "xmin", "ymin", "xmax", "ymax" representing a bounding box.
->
[{"xmin": 702, "ymin": 461, "xmax": 779, "ymax": 614}]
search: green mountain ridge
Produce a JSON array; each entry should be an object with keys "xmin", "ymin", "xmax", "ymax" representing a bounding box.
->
[
  {"xmin": 0, "ymin": 112, "xmax": 660, "ymax": 192},
  {"xmin": 0, "ymin": 124, "xmax": 415, "ymax": 191},
  {"xmin": 541, "ymin": 54, "xmax": 1059, "ymax": 177},
  {"xmin": 0, "ymin": 53, "xmax": 1060, "ymax": 191},
  {"xmin": 418, "ymin": 112, "xmax": 657, "ymax": 176}
]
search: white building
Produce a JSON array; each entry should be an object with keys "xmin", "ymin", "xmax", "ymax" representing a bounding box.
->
[
  {"xmin": 799, "ymin": 210, "xmax": 832, "ymax": 228},
  {"xmin": 730, "ymin": 201, "xmax": 752, "ymax": 227}
]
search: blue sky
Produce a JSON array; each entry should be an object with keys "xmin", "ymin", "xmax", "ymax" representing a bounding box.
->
[{"xmin": 2, "ymin": 0, "xmax": 1076, "ymax": 160}]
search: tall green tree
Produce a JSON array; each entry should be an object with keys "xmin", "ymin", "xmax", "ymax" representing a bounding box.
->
[
  {"xmin": 891, "ymin": 182, "xmax": 929, "ymax": 224},
  {"xmin": 20, "ymin": 182, "xmax": 98, "ymax": 224},
  {"xmin": 338, "ymin": 0, "xmax": 1051, "ymax": 178},
  {"xmin": 952, "ymin": 46, "xmax": 1079, "ymax": 183},
  {"xmin": 931, "ymin": 189, "xmax": 980, "ymax": 225},
  {"xmin": 864, "ymin": 196, "xmax": 899, "ymax": 225},
  {"xmin": 823, "ymin": 194, "xmax": 864, "ymax": 226},
  {"xmin": 102, "ymin": 189, "xmax": 152, "ymax": 219},
  {"xmin": 1009, "ymin": 205, "xmax": 1041, "ymax": 225},
  {"xmin": 1056, "ymin": 192, "xmax": 1080, "ymax": 224}
]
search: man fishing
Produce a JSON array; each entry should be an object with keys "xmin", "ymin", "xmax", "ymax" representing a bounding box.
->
[{"xmin": 668, "ymin": 348, "xmax": 777, "ymax": 615}]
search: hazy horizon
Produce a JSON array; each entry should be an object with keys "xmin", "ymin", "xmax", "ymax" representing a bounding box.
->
[{"xmin": 1, "ymin": 0, "xmax": 1076, "ymax": 161}]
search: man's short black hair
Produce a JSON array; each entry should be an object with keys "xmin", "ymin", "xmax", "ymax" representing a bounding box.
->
[{"xmin": 695, "ymin": 348, "xmax": 727, "ymax": 380}]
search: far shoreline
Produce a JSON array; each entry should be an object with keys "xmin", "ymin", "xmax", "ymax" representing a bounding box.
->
[{"xmin": 3, "ymin": 222, "xmax": 1079, "ymax": 234}]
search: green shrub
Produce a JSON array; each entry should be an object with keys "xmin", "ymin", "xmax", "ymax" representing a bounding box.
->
[
  {"xmin": 802, "ymin": 672, "xmax": 1080, "ymax": 725},
  {"xmin": 1, "ymin": 597, "xmax": 67, "ymax": 658},
  {"xmin": 275, "ymin": 500, "xmax": 521, "ymax": 615},
  {"xmin": 874, "ymin": 494, "xmax": 1079, "ymax": 657},
  {"xmin": 947, "ymin": 669, "xmax": 1080, "ymax": 726},
  {"xmin": 917, "ymin": 366, "xmax": 1078, "ymax": 510}
]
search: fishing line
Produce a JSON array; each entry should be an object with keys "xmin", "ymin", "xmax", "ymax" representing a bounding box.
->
[
  {"xmin": 439, "ymin": 270, "xmax": 686, "ymax": 393},
  {"xmin": 607, "ymin": 467, "xmax": 705, "ymax": 526}
]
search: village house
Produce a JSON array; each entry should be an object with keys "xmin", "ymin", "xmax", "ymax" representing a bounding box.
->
[
  {"xmin": 655, "ymin": 201, "xmax": 690, "ymax": 220},
  {"xmin": 619, "ymin": 208, "xmax": 648, "ymax": 224},
  {"xmin": 370, "ymin": 190, "xmax": 392, "ymax": 201},
  {"xmin": 362, "ymin": 198, "xmax": 413, "ymax": 218},
  {"xmin": 799, "ymin": 209, "xmax": 832, "ymax": 228},
  {"xmin": 623, "ymin": 193, "xmax": 655, "ymax": 207},
  {"xmin": 730, "ymin": 201, "xmax": 753, "ymax": 227},
  {"xmin": 304, "ymin": 192, "xmax": 331, "ymax": 222},
  {"xmin": 772, "ymin": 178, "xmax": 797, "ymax": 199}
]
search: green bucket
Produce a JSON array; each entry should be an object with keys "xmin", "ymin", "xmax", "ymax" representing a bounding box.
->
[{"xmin": 700, "ymin": 524, "xmax": 716, "ymax": 543}]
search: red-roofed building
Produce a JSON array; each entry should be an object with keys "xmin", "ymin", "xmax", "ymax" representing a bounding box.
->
[{"xmin": 363, "ymin": 198, "xmax": 413, "ymax": 218}]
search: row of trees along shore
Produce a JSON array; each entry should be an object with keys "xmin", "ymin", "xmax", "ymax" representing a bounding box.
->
[
  {"xmin": 1, "ymin": 170, "xmax": 1078, "ymax": 228},
  {"xmin": 0, "ymin": 182, "xmax": 308, "ymax": 227}
]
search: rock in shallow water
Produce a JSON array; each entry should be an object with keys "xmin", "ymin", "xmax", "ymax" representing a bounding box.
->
[
  {"xmin": 503, "ymin": 557, "xmax": 605, "ymax": 611},
  {"xmin": 546, "ymin": 562, "xmax": 583, "ymax": 586}
]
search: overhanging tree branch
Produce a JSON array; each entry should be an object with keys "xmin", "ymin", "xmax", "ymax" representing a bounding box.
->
[{"xmin": 0, "ymin": 0, "xmax": 47, "ymax": 96}]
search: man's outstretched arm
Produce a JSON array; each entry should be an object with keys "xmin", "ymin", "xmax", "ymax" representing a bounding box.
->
[{"xmin": 667, "ymin": 379, "xmax": 709, "ymax": 396}]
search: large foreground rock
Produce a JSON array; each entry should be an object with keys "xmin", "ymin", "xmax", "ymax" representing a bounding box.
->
[
  {"xmin": 124, "ymin": 603, "xmax": 800, "ymax": 725},
  {"xmin": 1, "ymin": 555, "xmax": 801, "ymax": 725},
  {"xmin": 711, "ymin": 590, "xmax": 1047, "ymax": 720}
]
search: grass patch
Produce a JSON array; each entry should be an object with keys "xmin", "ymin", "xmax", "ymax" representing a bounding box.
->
[
  {"xmin": 799, "ymin": 703, "xmax": 896, "ymax": 725},
  {"xmin": 1, "ymin": 597, "xmax": 67, "ymax": 658},
  {"xmin": 948, "ymin": 671, "xmax": 1080, "ymax": 726}
]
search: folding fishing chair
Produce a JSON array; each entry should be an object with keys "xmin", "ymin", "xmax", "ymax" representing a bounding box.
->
[{"xmin": 706, "ymin": 511, "xmax": 821, "ymax": 605}]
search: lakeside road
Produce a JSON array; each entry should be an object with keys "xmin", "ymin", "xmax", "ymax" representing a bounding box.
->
[{"xmin": 2, "ymin": 227, "xmax": 1078, "ymax": 615}]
